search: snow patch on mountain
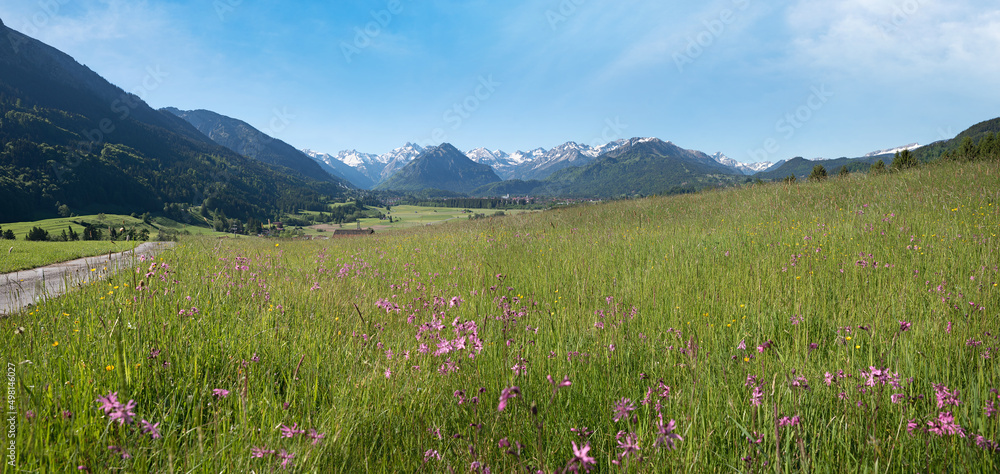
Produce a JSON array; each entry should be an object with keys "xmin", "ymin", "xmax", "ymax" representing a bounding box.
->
[
  {"xmin": 303, "ymin": 143, "xmax": 425, "ymax": 185},
  {"xmin": 313, "ymin": 138, "xmax": 780, "ymax": 184},
  {"xmin": 864, "ymin": 143, "xmax": 920, "ymax": 157}
]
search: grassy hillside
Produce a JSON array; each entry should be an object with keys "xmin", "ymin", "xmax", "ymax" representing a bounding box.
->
[
  {"xmin": 0, "ymin": 214, "xmax": 221, "ymax": 271},
  {"xmin": 0, "ymin": 213, "xmax": 220, "ymax": 238},
  {"xmin": 5, "ymin": 160, "xmax": 998, "ymax": 471}
]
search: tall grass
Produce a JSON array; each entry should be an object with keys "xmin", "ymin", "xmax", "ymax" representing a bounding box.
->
[{"xmin": 4, "ymin": 160, "xmax": 998, "ymax": 472}]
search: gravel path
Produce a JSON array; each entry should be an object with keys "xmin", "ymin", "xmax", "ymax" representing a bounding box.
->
[{"xmin": 0, "ymin": 241, "xmax": 175, "ymax": 315}]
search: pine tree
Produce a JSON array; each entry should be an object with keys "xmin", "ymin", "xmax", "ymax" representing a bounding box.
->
[
  {"xmin": 891, "ymin": 150, "xmax": 918, "ymax": 171},
  {"xmin": 978, "ymin": 133, "xmax": 998, "ymax": 160},
  {"xmin": 808, "ymin": 165, "xmax": 828, "ymax": 182},
  {"xmin": 958, "ymin": 136, "xmax": 975, "ymax": 160},
  {"xmin": 26, "ymin": 226, "xmax": 49, "ymax": 241}
]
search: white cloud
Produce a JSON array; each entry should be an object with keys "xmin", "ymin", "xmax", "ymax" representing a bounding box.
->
[
  {"xmin": 785, "ymin": 0, "xmax": 1000, "ymax": 83},
  {"xmin": 1, "ymin": 1, "xmax": 212, "ymax": 107},
  {"xmin": 3, "ymin": 0, "xmax": 173, "ymax": 45}
]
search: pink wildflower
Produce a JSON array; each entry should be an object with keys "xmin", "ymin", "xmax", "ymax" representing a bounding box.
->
[{"xmin": 497, "ymin": 386, "xmax": 520, "ymax": 412}]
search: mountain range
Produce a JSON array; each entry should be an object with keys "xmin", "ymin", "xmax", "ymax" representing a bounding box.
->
[
  {"xmin": 163, "ymin": 107, "xmax": 348, "ymax": 186},
  {"xmin": 1, "ymin": 16, "xmax": 996, "ymax": 223},
  {"xmin": 304, "ymin": 143, "xmax": 425, "ymax": 189},
  {"xmin": 359, "ymin": 137, "xmax": 752, "ymax": 198},
  {"xmin": 0, "ymin": 19, "xmax": 350, "ymax": 223},
  {"xmin": 528, "ymin": 138, "xmax": 746, "ymax": 197},
  {"xmin": 305, "ymin": 140, "xmax": 782, "ymax": 190},
  {"xmin": 374, "ymin": 144, "xmax": 501, "ymax": 193}
]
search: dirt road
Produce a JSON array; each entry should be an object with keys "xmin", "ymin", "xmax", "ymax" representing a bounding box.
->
[{"xmin": 0, "ymin": 241, "xmax": 175, "ymax": 315}]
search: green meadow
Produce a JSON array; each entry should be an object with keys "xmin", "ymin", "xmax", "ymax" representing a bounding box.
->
[
  {"xmin": 4, "ymin": 160, "xmax": 999, "ymax": 472},
  {"xmin": 0, "ymin": 240, "xmax": 141, "ymax": 274},
  {"xmin": 306, "ymin": 205, "xmax": 536, "ymax": 235},
  {"xmin": 0, "ymin": 214, "xmax": 219, "ymax": 273}
]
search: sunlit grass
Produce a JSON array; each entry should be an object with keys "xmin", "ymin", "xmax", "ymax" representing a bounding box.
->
[
  {"xmin": 0, "ymin": 240, "xmax": 140, "ymax": 273},
  {"xmin": 4, "ymin": 160, "xmax": 999, "ymax": 472}
]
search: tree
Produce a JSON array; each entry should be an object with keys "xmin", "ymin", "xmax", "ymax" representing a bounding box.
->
[
  {"xmin": 67, "ymin": 226, "xmax": 80, "ymax": 241},
  {"xmin": 57, "ymin": 203, "xmax": 71, "ymax": 217},
  {"xmin": 82, "ymin": 224, "xmax": 103, "ymax": 241},
  {"xmin": 891, "ymin": 150, "xmax": 918, "ymax": 171},
  {"xmin": 870, "ymin": 160, "xmax": 886, "ymax": 174},
  {"xmin": 978, "ymin": 133, "xmax": 998, "ymax": 160},
  {"xmin": 838, "ymin": 165, "xmax": 850, "ymax": 177},
  {"xmin": 26, "ymin": 226, "xmax": 49, "ymax": 241},
  {"xmin": 2, "ymin": 230, "xmax": 14, "ymax": 240},
  {"xmin": 782, "ymin": 175, "xmax": 797, "ymax": 184},
  {"xmin": 214, "ymin": 210, "xmax": 229, "ymax": 232},
  {"xmin": 247, "ymin": 218, "xmax": 263, "ymax": 235},
  {"xmin": 958, "ymin": 136, "xmax": 975, "ymax": 160},
  {"xmin": 808, "ymin": 165, "xmax": 828, "ymax": 182}
]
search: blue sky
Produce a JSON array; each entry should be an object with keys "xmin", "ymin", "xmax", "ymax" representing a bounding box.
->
[{"xmin": 2, "ymin": 0, "xmax": 998, "ymax": 163}]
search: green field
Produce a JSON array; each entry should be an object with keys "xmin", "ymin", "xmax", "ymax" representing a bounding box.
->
[
  {"xmin": 0, "ymin": 213, "xmax": 223, "ymax": 238},
  {"xmin": 4, "ymin": 160, "xmax": 999, "ymax": 471},
  {"xmin": 0, "ymin": 214, "xmax": 223, "ymax": 272},
  {"xmin": 307, "ymin": 205, "xmax": 536, "ymax": 235},
  {"xmin": 0, "ymin": 240, "xmax": 141, "ymax": 274}
]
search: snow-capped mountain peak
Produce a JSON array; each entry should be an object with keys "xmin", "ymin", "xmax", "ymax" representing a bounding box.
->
[
  {"xmin": 341, "ymin": 150, "xmax": 382, "ymax": 167},
  {"xmin": 309, "ymin": 137, "xmax": 785, "ymax": 187},
  {"xmin": 711, "ymin": 152, "xmax": 774, "ymax": 175},
  {"xmin": 466, "ymin": 147, "xmax": 509, "ymax": 162},
  {"xmin": 303, "ymin": 143, "xmax": 425, "ymax": 187},
  {"xmin": 466, "ymin": 147, "xmax": 515, "ymax": 172}
]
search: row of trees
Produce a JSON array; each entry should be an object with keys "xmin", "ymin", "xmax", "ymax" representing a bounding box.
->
[
  {"xmin": 6, "ymin": 224, "xmax": 151, "ymax": 242},
  {"xmin": 941, "ymin": 133, "xmax": 1000, "ymax": 162},
  {"xmin": 801, "ymin": 149, "xmax": 920, "ymax": 183}
]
